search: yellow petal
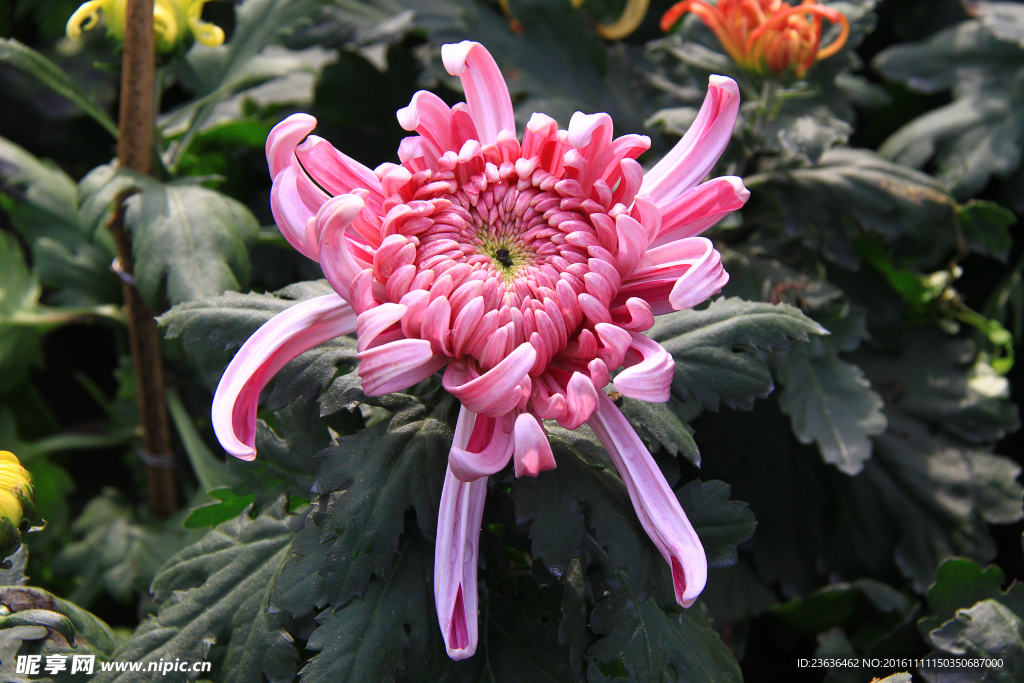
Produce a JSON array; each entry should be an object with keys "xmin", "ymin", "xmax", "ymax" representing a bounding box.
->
[{"xmin": 596, "ymin": 0, "xmax": 649, "ymax": 40}]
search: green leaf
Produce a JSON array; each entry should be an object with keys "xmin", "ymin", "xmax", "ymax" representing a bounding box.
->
[
  {"xmin": 773, "ymin": 579, "xmax": 917, "ymax": 653},
  {"xmin": 587, "ymin": 573, "xmax": 742, "ymax": 683},
  {"xmin": 0, "ymin": 232, "xmax": 43, "ymax": 391},
  {"xmin": 513, "ymin": 427, "xmax": 668, "ymax": 599},
  {"xmin": 0, "ymin": 39, "xmax": 118, "ymax": 137},
  {"xmin": 514, "ymin": 428, "xmax": 753, "ymax": 598},
  {"xmin": 775, "ymin": 338, "xmax": 887, "ymax": 475},
  {"xmin": 958, "ymin": 200, "xmax": 1016, "ymax": 261},
  {"xmin": 119, "ymin": 175, "xmax": 259, "ymax": 307},
  {"xmin": 160, "ymin": 281, "xmax": 358, "ymax": 410},
  {"xmin": 675, "ymin": 480, "xmax": 756, "ymax": 569},
  {"xmin": 648, "ymin": 298, "xmax": 827, "ymax": 411},
  {"xmin": 230, "ymin": 400, "xmax": 355, "ymax": 507},
  {"xmin": 617, "ymin": 398, "xmax": 700, "ymax": 467},
  {"xmin": 919, "ymin": 557, "xmax": 1024, "ymax": 683},
  {"xmin": 184, "ymin": 489, "xmax": 256, "ymax": 529},
  {"xmin": 757, "ymin": 148, "xmax": 957, "ymax": 269},
  {"xmin": 94, "ymin": 500, "xmax": 301, "ymax": 683},
  {"xmin": 52, "ymin": 490, "xmax": 197, "ymax": 607},
  {"xmin": 559, "ymin": 559, "xmax": 588, "ymax": 683},
  {"xmin": 163, "ymin": 0, "xmax": 335, "ymax": 166},
  {"xmin": 874, "ymin": 17, "xmax": 1024, "ymax": 199},
  {"xmin": 273, "ymin": 393, "xmax": 455, "ymax": 616},
  {"xmin": 300, "ymin": 531, "xmax": 447, "ymax": 683}
]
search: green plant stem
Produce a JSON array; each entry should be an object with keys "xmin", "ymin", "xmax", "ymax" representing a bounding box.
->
[{"xmin": 3, "ymin": 305, "xmax": 126, "ymax": 326}]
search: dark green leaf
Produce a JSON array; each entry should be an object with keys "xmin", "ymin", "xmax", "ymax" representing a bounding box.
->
[
  {"xmin": 617, "ymin": 398, "xmax": 700, "ymax": 467},
  {"xmin": 184, "ymin": 488, "xmax": 256, "ymax": 529},
  {"xmin": 0, "ymin": 39, "xmax": 118, "ymax": 137},
  {"xmin": 919, "ymin": 557, "xmax": 1024, "ymax": 683},
  {"xmin": 559, "ymin": 559, "xmax": 588, "ymax": 683},
  {"xmin": 94, "ymin": 500, "xmax": 301, "ymax": 683},
  {"xmin": 231, "ymin": 400, "xmax": 356, "ymax": 506},
  {"xmin": 159, "ymin": 281, "xmax": 358, "ymax": 410},
  {"xmin": 959, "ymin": 200, "xmax": 1016, "ymax": 261},
  {"xmin": 874, "ymin": 18, "xmax": 1024, "ymax": 199},
  {"xmin": 283, "ymin": 394, "xmax": 455, "ymax": 609},
  {"xmin": 759, "ymin": 148, "xmax": 957, "ymax": 268},
  {"xmin": 53, "ymin": 491, "xmax": 196, "ymax": 607},
  {"xmin": 300, "ymin": 532, "xmax": 448, "ymax": 683},
  {"xmin": 775, "ymin": 338, "xmax": 887, "ymax": 475},
  {"xmin": 676, "ymin": 480, "xmax": 756, "ymax": 568},
  {"xmin": 513, "ymin": 427, "xmax": 669, "ymax": 601},
  {"xmin": 587, "ymin": 574, "xmax": 742, "ymax": 683},
  {"xmin": 0, "ymin": 232, "xmax": 43, "ymax": 391},
  {"xmin": 648, "ymin": 298, "xmax": 827, "ymax": 411}
]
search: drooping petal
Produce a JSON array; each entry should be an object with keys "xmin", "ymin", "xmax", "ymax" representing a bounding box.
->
[
  {"xmin": 316, "ymin": 194, "xmax": 368, "ymax": 298},
  {"xmin": 442, "ymin": 41, "xmax": 516, "ymax": 144},
  {"xmin": 266, "ymin": 113, "xmax": 316, "ymax": 178},
  {"xmin": 588, "ymin": 391, "xmax": 707, "ymax": 607},
  {"xmin": 357, "ymin": 338, "xmax": 448, "ymax": 395},
  {"xmin": 397, "ymin": 90, "xmax": 455, "ymax": 153},
  {"xmin": 613, "ymin": 333, "xmax": 675, "ymax": 402},
  {"xmin": 449, "ymin": 407, "xmax": 516, "ymax": 482},
  {"xmin": 435, "ymin": 467, "xmax": 487, "ymax": 660},
  {"xmin": 212, "ymin": 295, "xmax": 356, "ymax": 461},
  {"xmin": 653, "ymin": 176, "xmax": 749, "ymax": 247},
  {"xmin": 512, "ymin": 412, "xmax": 556, "ymax": 477},
  {"xmin": 442, "ymin": 343, "xmax": 537, "ymax": 417},
  {"xmin": 640, "ymin": 76, "xmax": 740, "ymax": 205}
]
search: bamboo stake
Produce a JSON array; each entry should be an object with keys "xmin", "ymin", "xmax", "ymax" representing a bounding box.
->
[{"xmin": 108, "ymin": 0, "xmax": 178, "ymax": 518}]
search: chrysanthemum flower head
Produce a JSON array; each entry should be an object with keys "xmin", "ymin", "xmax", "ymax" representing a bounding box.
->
[
  {"xmin": 661, "ymin": 0, "xmax": 850, "ymax": 78},
  {"xmin": 66, "ymin": 0, "xmax": 224, "ymax": 53},
  {"xmin": 213, "ymin": 41, "xmax": 748, "ymax": 660}
]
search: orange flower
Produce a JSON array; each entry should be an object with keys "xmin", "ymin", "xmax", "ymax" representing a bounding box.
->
[{"xmin": 661, "ymin": 0, "xmax": 850, "ymax": 78}]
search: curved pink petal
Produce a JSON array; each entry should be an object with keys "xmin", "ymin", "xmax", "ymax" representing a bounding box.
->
[
  {"xmin": 397, "ymin": 90, "xmax": 454, "ymax": 153},
  {"xmin": 435, "ymin": 466, "xmax": 487, "ymax": 660},
  {"xmin": 567, "ymin": 111, "xmax": 613, "ymax": 161},
  {"xmin": 357, "ymin": 338, "xmax": 448, "ymax": 395},
  {"xmin": 443, "ymin": 343, "xmax": 537, "ymax": 418},
  {"xmin": 513, "ymin": 412, "xmax": 556, "ymax": 477},
  {"xmin": 270, "ymin": 165, "xmax": 323, "ymax": 261},
  {"xmin": 614, "ymin": 333, "xmax": 675, "ymax": 402},
  {"xmin": 355, "ymin": 302, "xmax": 407, "ymax": 352},
  {"xmin": 296, "ymin": 136, "xmax": 385, "ymax": 214},
  {"xmin": 668, "ymin": 242, "xmax": 728, "ymax": 311},
  {"xmin": 653, "ymin": 176, "xmax": 749, "ymax": 248},
  {"xmin": 640, "ymin": 76, "xmax": 741, "ymax": 206},
  {"xmin": 316, "ymin": 194, "xmax": 367, "ymax": 299},
  {"xmin": 442, "ymin": 41, "xmax": 516, "ymax": 145},
  {"xmin": 266, "ymin": 113, "xmax": 315, "ymax": 178},
  {"xmin": 449, "ymin": 407, "xmax": 516, "ymax": 482},
  {"xmin": 212, "ymin": 295, "xmax": 356, "ymax": 461},
  {"xmin": 588, "ymin": 391, "xmax": 707, "ymax": 607},
  {"xmin": 586, "ymin": 134, "xmax": 651, "ymax": 194},
  {"xmin": 616, "ymin": 237, "xmax": 724, "ymax": 313}
]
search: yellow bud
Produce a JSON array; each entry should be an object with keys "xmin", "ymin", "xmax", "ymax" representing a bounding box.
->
[
  {"xmin": 66, "ymin": 0, "xmax": 225, "ymax": 53},
  {"xmin": 0, "ymin": 451, "xmax": 33, "ymax": 562}
]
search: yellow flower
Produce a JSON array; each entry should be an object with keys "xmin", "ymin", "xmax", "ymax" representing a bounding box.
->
[
  {"xmin": 661, "ymin": 0, "xmax": 849, "ymax": 78},
  {"xmin": 66, "ymin": 0, "xmax": 225, "ymax": 54},
  {"xmin": 0, "ymin": 451, "xmax": 33, "ymax": 561}
]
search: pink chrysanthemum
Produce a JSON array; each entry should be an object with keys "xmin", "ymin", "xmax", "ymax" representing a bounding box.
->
[{"xmin": 212, "ymin": 41, "xmax": 747, "ymax": 660}]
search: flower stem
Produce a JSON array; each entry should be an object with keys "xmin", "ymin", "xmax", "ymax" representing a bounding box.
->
[{"xmin": 109, "ymin": 0, "xmax": 178, "ymax": 518}]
